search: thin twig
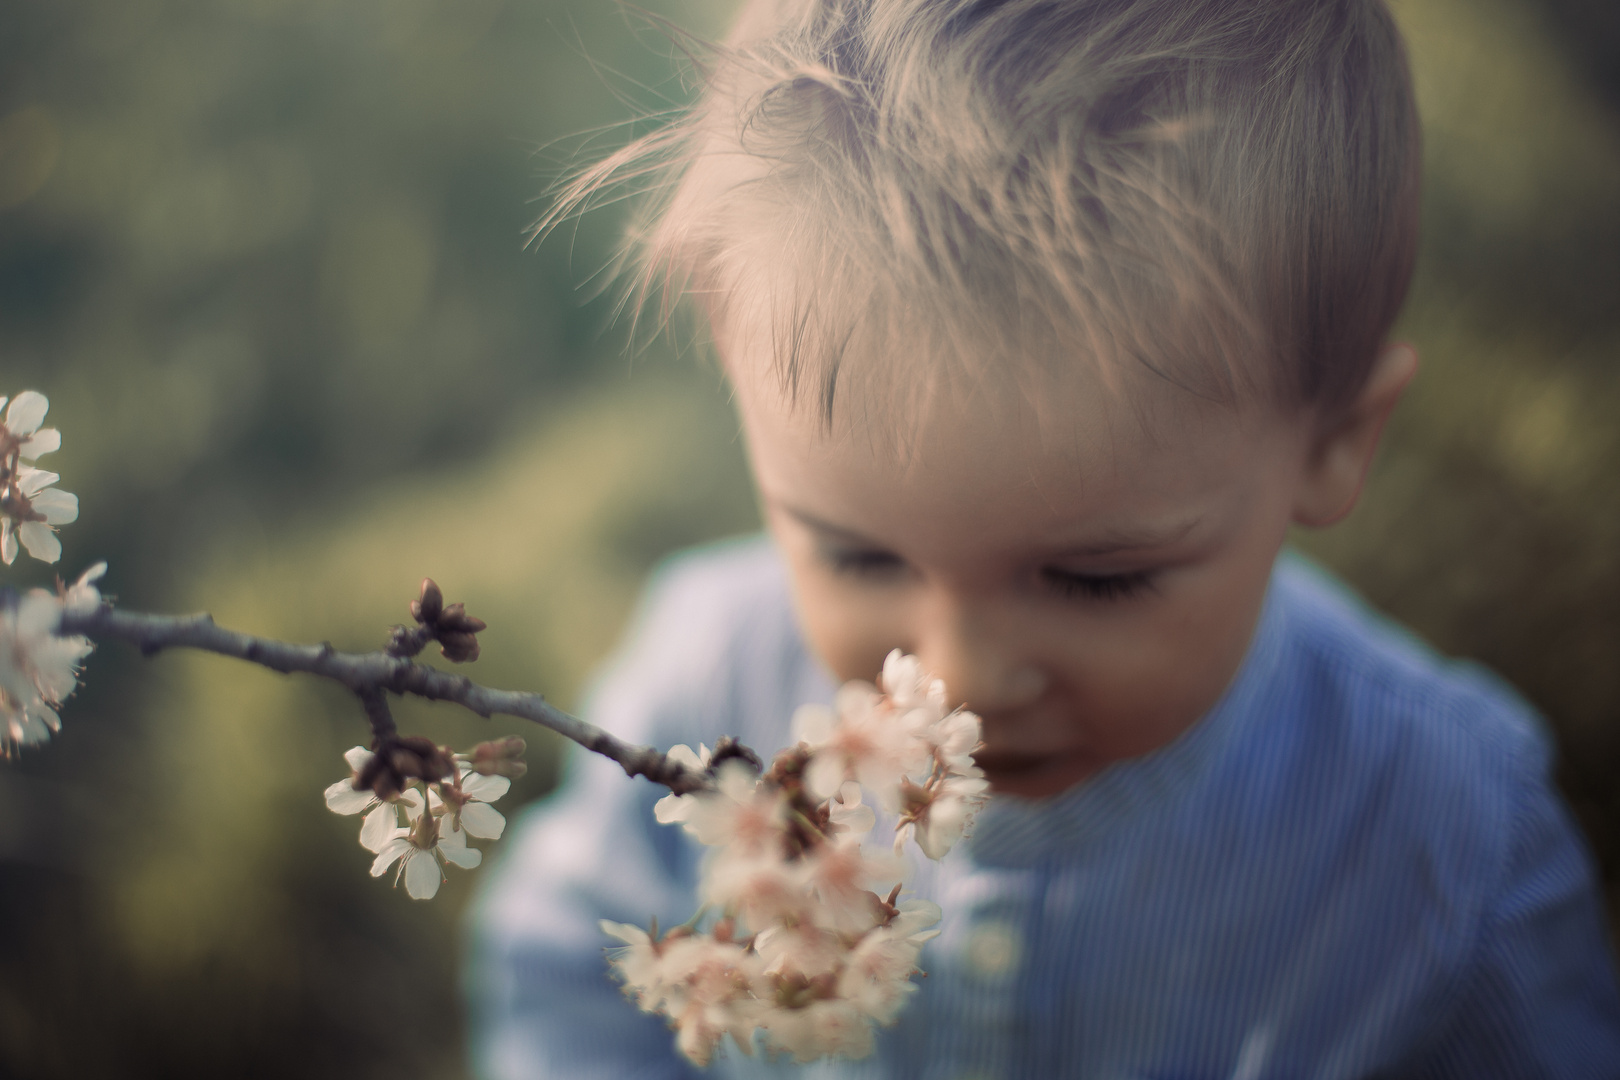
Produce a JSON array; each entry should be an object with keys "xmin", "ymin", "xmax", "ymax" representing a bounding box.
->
[{"xmin": 59, "ymin": 604, "xmax": 713, "ymax": 795}]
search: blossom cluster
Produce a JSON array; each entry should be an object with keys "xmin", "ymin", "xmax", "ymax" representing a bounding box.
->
[
  {"xmin": 324, "ymin": 736, "xmax": 522, "ymax": 900},
  {"xmin": 0, "ymin": 563, "xmax": 104, "ymax": 755},
  {"xmin": 0, "ymin": 391, "xmax": 77, "ymax": 565},
  {"xmin": 603, "ymin": 650, "xmax": 990, "ymax": 1066}
]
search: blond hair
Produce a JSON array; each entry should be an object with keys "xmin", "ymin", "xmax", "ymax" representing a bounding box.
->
[{"xmin": 547, "ymin": 0, "xmax": 1421, "ymax": 422}]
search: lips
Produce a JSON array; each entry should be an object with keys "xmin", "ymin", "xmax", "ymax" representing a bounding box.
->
[
  {"xmin": 972, "ymin": 749, "xmax": 1060, "ymax": 775},
  {"xmin": 972, "ymin": 745, "xmax": 1101, "ymax": 797}
]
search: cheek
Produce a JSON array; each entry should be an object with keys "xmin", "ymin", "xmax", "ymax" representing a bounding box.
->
[
  {"xmin": 1058, "ymin": 530, "xmax": 1279, "ymax": 747},
  {"xmin": 776, "ymin": 555, "xmax": 908, "ymax": 686}
]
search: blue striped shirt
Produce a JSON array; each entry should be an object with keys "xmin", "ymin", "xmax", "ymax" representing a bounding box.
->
[{"xmin": 468, "ymin": 537, "xmax": 1620, "ymax": 1079}]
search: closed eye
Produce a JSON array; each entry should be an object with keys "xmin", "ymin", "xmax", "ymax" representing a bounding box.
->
[
  {"xmin": 820, "ymin": 546, "xmax": 905, "ymax": 577},
  {"xmin": 1041, "ymin": 567, "xmax": 1155, "ymax": 602}
]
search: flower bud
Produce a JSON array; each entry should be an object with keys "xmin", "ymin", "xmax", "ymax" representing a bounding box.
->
[
  {"xmin": 437, "ymin": 631, "xmax": 481, "ymax": 664},
  {"xmin": 410, "ymin": 578, "xmax": 444, "ymax": 625},
  {"xmin": 709, "ymin": 736, "xmax": 763, "ymax": 775},
  {"xmin": 357, "ymin": 734, "xmax": 454, "ymax": 799},
  {"xmin": 468, "ymin": 735, "xmax": 528, "ymax": 778},
  {"xmin": 437, "ymin": 602, "xmax": 488, "ymax": 635}
]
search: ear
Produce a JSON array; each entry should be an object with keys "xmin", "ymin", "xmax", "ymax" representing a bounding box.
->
[{"xmin": 1292, "ymin": 342, "xmax": 1418, "ymax": 527}]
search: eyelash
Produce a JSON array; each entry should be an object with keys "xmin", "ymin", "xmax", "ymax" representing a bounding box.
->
[
  {"xmin": 821, "ymin": 549, "xmax": 904, "ymax": 576},
  {"xmin": 823, "ymin": 549, "xmax": 1155, "ymax": 602},
  {"xmin": 1040, "ymin": 568, "xmax": 1156, "ymax": 602}
]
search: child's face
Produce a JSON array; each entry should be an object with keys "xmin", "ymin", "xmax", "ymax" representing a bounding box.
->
[{"xmin": 731, "ymin": 351, "xmax": 1337, "ymax": 800}]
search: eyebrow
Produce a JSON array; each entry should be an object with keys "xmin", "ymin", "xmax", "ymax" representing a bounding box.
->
[
  {"xmin": 779, "ymin": 503, "xmax": 1203, "ymax": 558},
  {"xmin": 1048, "ymin": 518, "xmax": 1204, "ymax": 558},
  {"xmin": 780, "ymin": 505, "xmax": 882, "ymax": 546}
]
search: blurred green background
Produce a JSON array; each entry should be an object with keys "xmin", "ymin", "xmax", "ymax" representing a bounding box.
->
[{"xmin": 0, "ymin": 0, "xmax": 1615, "ymax": 1075}]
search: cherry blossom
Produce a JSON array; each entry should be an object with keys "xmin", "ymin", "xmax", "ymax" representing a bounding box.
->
[
  {"xmin": 793, "ymin": 684, "xmax": 934, "ymax": 803},
  {"xmin": 664, "ymin": 758, "xmax": 790, "ymax": 852},
  {"xmin": 611, "ymin": 652, "xmax": 984, "ymax": 1065},
  {"xmin": 796, "ymin": 838, "xmax": 905, "ymax": 934},
  {"xmin": 599, "ymin": 920, "xmax": 668, "ymax": 1003},
  {"xmin": 1, "ymin": 467, "xmax": 78, "ymax": 566},
  {"xmin": 879, "ymin": 648, "xmax": 948, "ymax": 714},
  {"xmin": 0, "ymin": 392, "xmax": 62, "ymax": 463},
  {"xmin": 0, "ymin": 579, "xmax": 94, "ymax": 754},
  {"xmin": 368, "ymin": 796, "xmax": 482, "ymax": 900},
  {"xmin": 758, "ymin": 996, "xmax": 875, "ymax": 1063},
  {"xmin": 601, "ymin": 921, "xmax": 764, "ymax": 1066},
  {"xmin": 837, "ymin": 900, "xmax": 942, "ymax": 1023},
  {"xmin": 325, "ymin": 746, "xmax": 418, "ymax": 852},
  {"xmin": 62, "ymin": 561, "xmax": 106, "ymax": 618},
  {"xmin": 0, "ymin": 393, "xmax": 76, "ymax": 566},
  {"xmin": 827, "ymin": 780, "xmax": 875, "ymax": 837},
  {"xmin": 651, "ymin": 934, "xmax": 763, "ymax": 1066},
  {"xmin": 897, "ymin": 769, "xmax": 991, "ymax": 860},
  {"xmin": 326, "ymin": 741, "xmax": 511, "ymax": 898},
  {"xmin": 431, "ymin": 763, "xmax": 510, "ymax": 839},
  {"xmin": 652, "ymin": 742, "xmax": 711, "ymax": 825}
]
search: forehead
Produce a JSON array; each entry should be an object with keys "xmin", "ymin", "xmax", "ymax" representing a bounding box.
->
[{"xmin": 729, "ymin": 342, "xmax": 1294, "ymax": 559}]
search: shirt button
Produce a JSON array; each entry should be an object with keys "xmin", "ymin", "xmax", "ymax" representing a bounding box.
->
[{"xmin": 963, "ymin": 919, "xmax": 1022, "ymax": 979}]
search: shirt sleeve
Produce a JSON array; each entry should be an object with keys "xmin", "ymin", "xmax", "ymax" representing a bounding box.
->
[{"xmin": 1407, "ymin": 755, "xmax": 1620, "ymax": 1080}]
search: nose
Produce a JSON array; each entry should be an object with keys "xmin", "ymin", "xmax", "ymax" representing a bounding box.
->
[{"xmin": 911, "ymin": 594, "xmax": 1047, "ymax": 714}]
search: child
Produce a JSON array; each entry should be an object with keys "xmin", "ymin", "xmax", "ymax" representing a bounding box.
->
[{"xmin": 470, "ymin": 0, "xmax": 1620, "ymax": 1075}]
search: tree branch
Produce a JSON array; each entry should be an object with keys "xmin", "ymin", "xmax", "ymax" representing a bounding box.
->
[{"xmin": 58, "ymin": 604, "xmax": 714, "ymax": 795}]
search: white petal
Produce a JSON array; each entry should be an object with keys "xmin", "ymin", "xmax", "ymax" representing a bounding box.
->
[
  {"xmin": 842, "ymin": 805, "xmax": 878, "ymax": 835},
  {"xmin": 19, "ymin": 428, "xmax": 59, "ymax": 460},
  {"xmin": 63, "ymin": 561, "xmax": 107, "ymax": 616},
  {"xmin": 599, "ymin": 920, "xmax": 652, "ymax": 947},
  {"xmin": 9, "ymin": 711, "xmax": 48, "ymax": 745},
  {"xmin": 0, "ymin": 396, "xmax": 8, "ymax": 414},
  {"xmin": 369, "ymin": 837, "xmax": 412, "ymax": 877},
  {"xmin": 342, "ymin": 745, "xmax": 373, "ymax": 772},
  {"xmin": 18, "ymin": 523, "xmax": 59, "ymax": 564},
  {"xmin": 443, "ymin": 843, "xmax": 482, "ymax": 870},
  {"xmin": 398, "ymin": 787, "xmax": 426, "ymax": 819},
  {"xmin": 1, "ymin": 523, "xmax": 14, "ymax": 565},
  {"xmin": 880, "ymin": 649, "xmax": 908, "ymax": 695},
  {"xmin": 31, "ymin": 488, "xmax": 77, "ymax": 525},
  {"xmin": 436, "ymin": 823, "xmax": 483, "ymax": 868},
  {"xmin": 360, "ymin": 802, "xmax": 401, "ymax": 852},
  {"xmin": 891, "ymin": 899, "xmax": 942, "ymax": 937},
  {"xmin": 460, "ymin": 771, "xmax": 510, "ymax": 803},
  {"xmin": 714, "ymin": 758, "xmax": 760, "ymax": 801},
  {"xmin": 792, "ymin": 703, "xmax": 837, "ymax": 746},
  {"xmin": 666, "ymin": 743, "xmax": 705, "ymax": 769},
  {"xmin": 17, "ymin": 468, "xmax": 58, "ymax": 497},
  {"xmin": 5, "ymin": 392, "xmax": 47, "ymax": 436},
  {"xmin": 805, "ymin": 752, "xmax": 847, "ymax": 802},
  {"xmin": 403, "ymin": 850, "xmax": 442, "ymax": 898},
  {"xmin": 459, "ymin": 801, "xmax": 505, "ymax": 840},
  {"xmin": 654, "ymin": 792, "xmax": 692, "ymax": 824},
  {"xmin": 323, "ymin": 778, "xmax": 373, "ymax": 815}
]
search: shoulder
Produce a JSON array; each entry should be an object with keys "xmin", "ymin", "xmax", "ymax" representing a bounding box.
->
[
  {"xmin": 1260, "ymin": 553, "xmax": 1565, "ymax": 918},
  {"xmin": 1269, "ymin": 550, "xmax": 1551, "ymax": 781},
  {"xmin": 582, "ymin": 534, "xmax": 829, "ymax": 752}
]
